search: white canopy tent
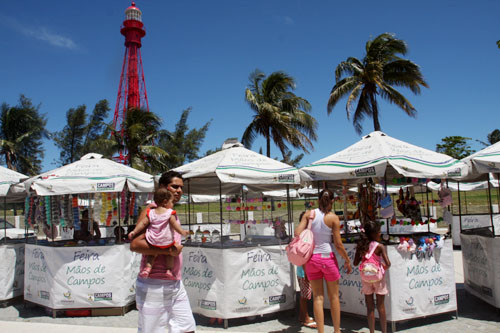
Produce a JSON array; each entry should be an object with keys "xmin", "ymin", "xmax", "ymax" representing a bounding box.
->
[
  {"xmin": 0, "ymin": 165, "xmax": 28, "ymax": 200},
  {"xmin": 300, "ymin": 131, "xmax": 468, "ymax": 183},
  {"xmin": 458, "ymin": 141, "xmax": 500, "ymax": 181},
  {"xmin": 173, "ymin": 142, "xmax": 300, "ymax": 194},
  {"xmin": 24, "ymin": 153, "xmax": 154, "ymax": 195}
]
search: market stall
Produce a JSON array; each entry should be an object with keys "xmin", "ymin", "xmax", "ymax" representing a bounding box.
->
[
  {"xmin": 0, "ymin": 165, "xmax": 28, "ymax": 302},
  {"xmin": 300, "ymin": 131, "xmax": 466, "ymax": 328},
  {"xmin": 456, "ymin": 141, "xmax": 500, "ymax": 308},
  {"xmin": 428, "ymin": 180, "xmax": 499, "ymax": 246},
  {"xmin": 172, "ymin": 140, "xmax": 300, "ymax": 324},
  {"xmin": 22, "ymin": 153, "xmax": 154, "ymax": 315}
]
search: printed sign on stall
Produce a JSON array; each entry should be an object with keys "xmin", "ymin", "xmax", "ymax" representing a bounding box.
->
[
  {"xmin": 24, "ymin": 244, "xmax": 140, "ymax": 309},
  {"xmin": 182, "ymin": 245, "xmax": 294, "ymax": 319},
  {"xmin": 0, "ymin": 244, "xmax": 25, "ymax": 301}
]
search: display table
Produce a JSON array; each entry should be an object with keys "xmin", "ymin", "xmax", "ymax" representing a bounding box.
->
[
  {"xmin": 0, "ymin": 243, "xmax": 25, "ymax": 302},
  {"xmin": 452, "ymin": 214, "xmax": 500, "ymax": 246},
  {"xmin": 24, "ymin": 243, "xmax": 140, "ymax": 313},
  {"xmin": 460, "ymin": 234, "xmax": 500, "ymax": 308},
  {"xmin": 325, "ymin": 240, "xmax": 457, "ymax": 328},
  {"xmin": 181, "ymin": 242, "xmax": 294, "ymax": 320}
]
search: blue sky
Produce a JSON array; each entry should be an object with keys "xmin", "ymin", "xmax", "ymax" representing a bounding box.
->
[{"xmin": 2, "ymin": 0, "xmax": 499, "ymax": 172}]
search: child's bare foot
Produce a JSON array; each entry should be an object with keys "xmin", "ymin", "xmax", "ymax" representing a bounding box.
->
[
  {"xmin": 165, "ymin": 270, "xmax": 175, "ymax": 279},
  {"xmin": 139, "ymin": 266, "xmax": 152, "ymax": 278}
]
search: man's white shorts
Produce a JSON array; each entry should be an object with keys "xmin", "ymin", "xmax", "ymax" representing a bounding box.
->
[{"xmin": 136, "ymin": 278, "xmax": 196, "ymax": 333}]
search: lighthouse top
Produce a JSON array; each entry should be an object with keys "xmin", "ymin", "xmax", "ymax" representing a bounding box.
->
[{"xmin": 125, "ymin": 2, "xmax": 142, "ymax": 22}]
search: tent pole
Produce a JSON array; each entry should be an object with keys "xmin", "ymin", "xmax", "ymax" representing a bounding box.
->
[
  {"xmin": 497, "ymin": 173, "xmax": 500, "ymax": 213},
  {"xmin": 457, "ymin": 182, "xmax": 462, "ymax": 232},
  {"xmin": 187, "ymin": 180, "xmax": 191, "ymax": 231},
  {"xmin": 464, "ymin": 191, "xmax": 468, "ymax": 214},
  {"xmin": 487, "ymin": 180, "xmax": 495, "ymax": 234},
  {"xmin": 117, "ymin": 192, "xmax": 121, "ymax": 244},
  {"xmin": 219, "ymin": 179, "xmax": 223, "ymax": 247},
  {"xmin": 4, "ymin": 196, "xmax": 6, "ymax": 244},
  {"xmin": 426, "ymin": 183, "xmax": 430, "ymax": 233},
  {"xmin": 286, "ymin": 185, "xmax": 292, "ymax": 238},
  {"xmin": 384, "ymin": 174, "xmax": 389, "ymax": 235}
]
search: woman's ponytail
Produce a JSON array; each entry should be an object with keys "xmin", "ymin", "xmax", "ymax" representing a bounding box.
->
[{"xmin": 318, "ymin": 189, "xmax": 334, "ymax": 214}]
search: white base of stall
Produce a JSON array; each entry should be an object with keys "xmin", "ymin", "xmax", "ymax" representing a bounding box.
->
[
  {"xmin": 0, "ymin": 243, "xmax": 25, "ymax": 302},
  {"xmin": 24, "ymin": 243, "xmax": 140, "ymax": 312},
  {"xmin": 460, "ymin": 234, "xmax": 500, "ymax": 308},
  {"xmin": 181, "ymin": 244, "xmax": 295, "ymax": 319},
  {"xmin": 452, "ymin": 214, "xmax": 500, "ymax": 246},
  {"xmin": 324, "ymin": 240, "xmax": 457, "ymax": 324}
]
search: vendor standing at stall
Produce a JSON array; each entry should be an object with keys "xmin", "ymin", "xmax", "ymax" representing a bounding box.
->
[
  {"xmin": 73, "ymin": 209, "xmax": 101, "ymax": 242},
  {"xmin": 130, "ymin": 171, "xmax": 196, "ymax": 333}
]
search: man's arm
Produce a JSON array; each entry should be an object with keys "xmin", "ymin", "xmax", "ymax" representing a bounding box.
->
[{"xmin": 130, "ymin": 232, "xmax": 182, "ymax": 256}]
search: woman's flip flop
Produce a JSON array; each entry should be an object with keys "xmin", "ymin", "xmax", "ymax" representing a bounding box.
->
[{"xmin": 303, "ymin": 320, "xmax": 317, "ymax": 328}]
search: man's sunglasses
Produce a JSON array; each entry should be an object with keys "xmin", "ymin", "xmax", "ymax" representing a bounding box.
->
[{"xmin": 169, "ymin": 184, "xmax": 183, "ymax": 190}]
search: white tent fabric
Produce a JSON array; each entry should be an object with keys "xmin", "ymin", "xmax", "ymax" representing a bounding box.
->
[
  {"xmin": 173, "ymin": 142, "xmax": 300, "ymax": 195},
  {"xmin": 24, "ymin": 153, "xmax": 154, "ymax": 196},
  {"xmin": 427, "ymin": 180, "xmax": 498, "ymax": 192},
  {"xmin": 0, "ymin": 165, "xmax": 28, "ymax": 197},
  {"xmin": 459, "ymin": 141, "xmax": 500, "ymax": 180},
  {"xmin": 300, "ymin": 131, "xmax": 468, "ymax": 182}
]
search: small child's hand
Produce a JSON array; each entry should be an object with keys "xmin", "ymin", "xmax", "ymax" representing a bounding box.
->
[
  {"xmin": 128, "ymin": 231, "xmax": 135, "ymax": 240},
  {"xmin": 181, "ymin": 229, "xmax": 189, "ymax": 237}
]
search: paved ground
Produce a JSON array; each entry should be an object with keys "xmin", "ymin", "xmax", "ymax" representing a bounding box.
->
[{"xmin": 0, "ymin": 250, "xmax": 499, "ymax": 332}]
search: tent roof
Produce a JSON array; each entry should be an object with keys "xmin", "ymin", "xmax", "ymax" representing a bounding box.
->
[
  {"xmin": 173, "ymin": 142, "xmax": 300, "ymax": 195},
  {"xmin": 0, "ymin": 165, "xmax": 28, "ymax": 197},
  {"xmin": 458, "ymin": 141, "xmax": 500, "ymax": 180},
  {"xmin": 300, "ymin": 131, "xmax": 468, "ymax": 183},
  {"xmin": 24, "ymin": 153, "xmax": 154, "ymax": 195}
]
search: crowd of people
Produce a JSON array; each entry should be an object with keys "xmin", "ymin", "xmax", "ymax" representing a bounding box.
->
[{"xmin": 126, "ymin": 171, "xmax": 390, "ymax": 333}]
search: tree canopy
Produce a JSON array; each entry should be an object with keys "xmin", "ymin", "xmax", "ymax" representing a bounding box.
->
[
  {"xmin": 159, "ymin": 107, "xmax": 211, "ymax": 169},
  {"xmin": 0, "ymin": 95, "xmax": 48, "ymax": 175},
  {"xmin": 328, "ymin": 33, "xmax": 428, "ymax": 134},
  {"xmin": 436, "ymin": 136, "xmax": 474, "ymax": 160},
  {"xmin": 242, "ymin": 69, "xmax": 317, "ymax": 158}
]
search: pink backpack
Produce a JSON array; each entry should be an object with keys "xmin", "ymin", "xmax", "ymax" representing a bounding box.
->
[
  {"xmin": 286, "ymin": 210, "xmax": 315, "ymax": 266},
  {"xmin": 360, "ymin": 241, "xmax": 384, "ymax": 283}
]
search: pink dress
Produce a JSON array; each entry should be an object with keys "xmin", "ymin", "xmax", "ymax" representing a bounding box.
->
[{"xmin": 145, "ymin": 208, "xmax": 175, "ymax": 248}]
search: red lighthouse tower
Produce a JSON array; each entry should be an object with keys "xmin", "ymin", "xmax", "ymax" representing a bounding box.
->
[{"xmin": 113, "ymin": 2, "xmax": 150, "ymax": 163}]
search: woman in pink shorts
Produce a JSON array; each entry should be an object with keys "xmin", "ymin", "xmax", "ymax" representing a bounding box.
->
[{"xmin": 295, "ymin": 189, "xmax": 352, "ymax": 333}]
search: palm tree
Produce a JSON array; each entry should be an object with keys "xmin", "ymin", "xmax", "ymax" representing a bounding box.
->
[
  {"xmin": 242, "ymin": 70, "xmax": 318, "ymax": 158},
  {"xmin": 0, "ymin": 96, "xmax": 48, "ymax": 175},
  {"xmin": 93, "ymin": 108, "xmax": 169, "ymax": 173},
  {"xmin": 327, "ymin": 33, "xmax": 428, "ymax": 135}
]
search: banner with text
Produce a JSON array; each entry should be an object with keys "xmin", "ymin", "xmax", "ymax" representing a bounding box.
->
[
  {"xmin": 182, "ymin": 245, "xmax": 294, "ymax": 319},
  {"xmin": 327, "ymin": 240, "xmax": 456, "ymax": 321},
  {"xmin": 24, "ymin": 244, "xmax": 140, "ymax": 309},
  {"xmin": 461, "ymin": 234, "xmax": 500, "ymax": 307},
  {"xmin": 0, "ymin": 244, "xmax": 25, "ymax": 301},
  {"xmin": 452, "ymin": 214, "xmax": 500, "ymax": 246}
]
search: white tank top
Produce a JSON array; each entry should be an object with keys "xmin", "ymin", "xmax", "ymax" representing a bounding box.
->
[{"xmin": 310, "ymin": 208, "xmax": 333, "ymax": 254}]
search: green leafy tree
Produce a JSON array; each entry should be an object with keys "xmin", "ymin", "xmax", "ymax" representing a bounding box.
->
[
  {"xmin": 159, "ymin": 108, "xmax": 211, "ymax": 169},
  {"xmin": 280, "ymin": 149, "xmax": 304, "ymax": 167},
  {"xmin": 81, "ymin": 99, "xmax": 111, "ymax": 155},
  {"xmin": 54, "ymin": 100, "xmax": 111, "ymax": 165},
  {"xmin": 477, "ymin": 129, "xmax": 500, "ymax": 147},
  {"xmin": 497, "ymin": 40, "xmax": 500, "ymax": 49},
  {"xmin": 436, "ymin": 136, "xmax": 474, "ymax": 159},
  {"xmin": 54, "ymin": 105, "xmax": 87, "ymax": 164},
  {"xmin": 88, "ymin": 108, "xmax": 167, "ymax": 172},
  {"xmin": 242, "ymin": 70, "xmax": 318, "ymax": 158},
  {"xmin": 0, "ymin": 95, "xmax": 48, "ymax": 175},
  {"xmin": 327, "ymin": 33, "xmax": 428, "ymax": 134}
]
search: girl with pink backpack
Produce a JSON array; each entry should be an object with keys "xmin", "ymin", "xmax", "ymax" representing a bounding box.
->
[{"xmin": 354, "ymin": 221, "xmax": 391, "ymax": 333}]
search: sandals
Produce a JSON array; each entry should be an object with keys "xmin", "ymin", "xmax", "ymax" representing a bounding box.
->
[
  {"xmin": 138, "ymin": 266, "xmax": 152, "ymax": 278},
  {"xmin": 302, "ymin": 320, "xmax": 317, "ymax": 329}
]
